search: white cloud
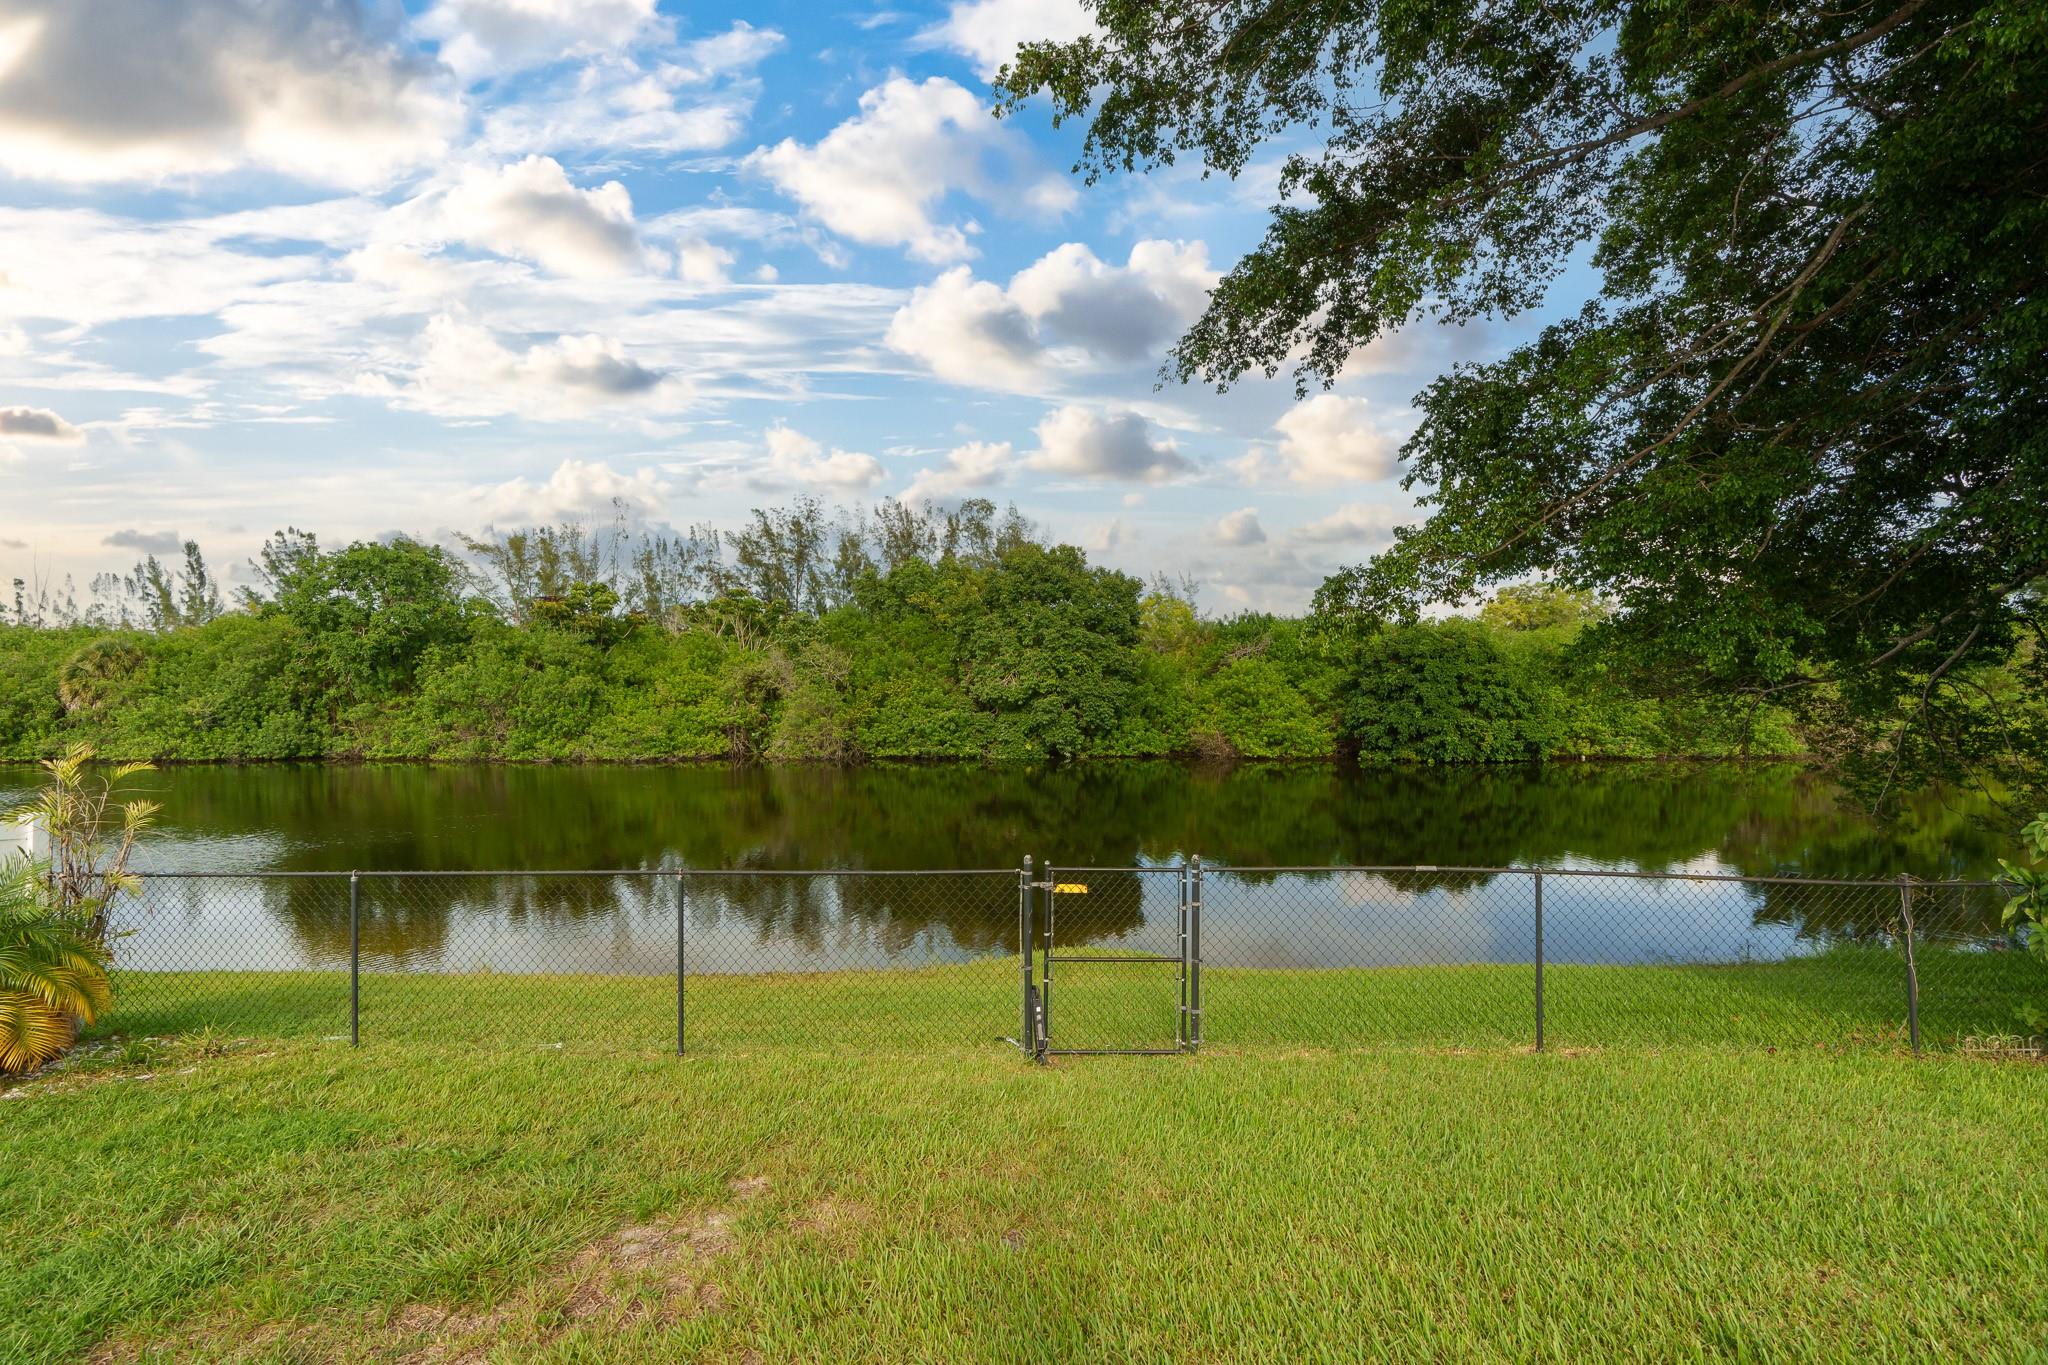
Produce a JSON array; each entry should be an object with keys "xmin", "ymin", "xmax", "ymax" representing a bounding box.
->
[
  {"xmin": 1028, "ymin": 406, "xmax": 1191, "ymax": 484},
  {"xmin": 104, "ymin": 528, "xmax": 183, "ymax": 555},
  {"xmin": 0, "ymin": 405, "xmax": 82, "ymax": 441},
  {"xmin": 901, "ymin": 439, "xmax": 1014, "ymax": 502},
  {"xmin": 417, "ymin": 0, "xmax": 660, "ymax": 80},
  {"xmin": 666, "ymin": 21, "xmax": 786, "ymax": 83},
  {"xmin": 886, "ymin": 240, "xmax": 1214, "ymax": 392},
  {"xmin": 763, "ymin": 424, "xmax": 887, "ymax": 491},
  {"xmin": 396, "ymin": 315, "xmax": 682, "ymax": 420},
  {"xmin": 886, "ymin": 269, "xmax": 1039, "ymax": 387},
  {"xmin": 924, "ymin": 0, "xmax": 1093, "ymax": 79},
  {"xmin": 441, "ymin": 156, "xmax": 648, "ymax": 278},
  {"xmin": 475, "ymin": 458, "xmax": 671, "ymax": 524},
  {"xmin": 750, "ymin": 76, "xmax": 1074, "ymax": 264},
  {"xmin": 1293, "ymin": 502, "xmax": 1410, "ymax": 546},
  {"xmin": 0, "ymin": 203, "xmax": 377, "ymax": 331},
  {"xmin": 1213, "ymin": 508, "xmax": 1266, "ymax": 547},
  {"xmin": 1238, "ymin": 395, "xmax": 1401, "ymax": 486},
  {"xmin": 0, "ymin": 0, "xmax": 460, "ymax": 186},
  {"xmin": 474, "ymin": 25, "xmax": 780, "ymax": 158}
]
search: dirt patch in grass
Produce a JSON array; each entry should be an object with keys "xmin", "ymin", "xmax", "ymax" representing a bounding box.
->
[
  {"xmin": 90, "ymin": 1176, "xmax": 777, "ymax": 1364},
  {"xmin": 393, "ymin": 1174, "xmax": 773, "ymax": 1362}
]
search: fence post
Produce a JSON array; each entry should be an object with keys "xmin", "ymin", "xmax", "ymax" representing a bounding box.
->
[
  {"xmin": 676, "ymin": 870, "xmax": 687, "ymax": 1058},
  {"xmin": 1533, "ymin": 869, "xmax": 1544, "ymax": 1053},
  {"xmin": 1899, "ymin": 874, "xmax": 1921, "ymax": 1056},
  {"xmin": 688, "ymin": 871, "xmax": 696, "ymax": 1064},
  {"xmin": 1189, "ymin": 855, "xmax": 1202, "ymax": 1053},
  {"xmin": 1178, "ymin": 859, "xmax": 1190, "ymax": 1051},
  {"xmin": 1020, "ymin": 855, "xmax": 1033, "ymax": 1058},
  {"xmin": 348, "ymin": 871, "xmax": 360, "ymax": 1048}
]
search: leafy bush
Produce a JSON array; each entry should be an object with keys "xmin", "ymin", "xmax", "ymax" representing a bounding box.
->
[{"xmin": 1344, "ymin": 621, "xmax": 1549, "ymax": 763}]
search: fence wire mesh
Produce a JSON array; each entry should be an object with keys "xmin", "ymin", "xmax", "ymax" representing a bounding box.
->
[{"xmin": 97, "ymin": 865, "xmax": 2040, "ymax": 1057}]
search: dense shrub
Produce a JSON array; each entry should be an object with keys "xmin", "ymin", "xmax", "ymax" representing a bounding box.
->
[
  {"xmin": 1343, "ymin": 621, "xmax": 1550, "ymax": 763},
  {"xmin": 0, "ymin": 535, "xmax": 1822, "ymax": 764}
]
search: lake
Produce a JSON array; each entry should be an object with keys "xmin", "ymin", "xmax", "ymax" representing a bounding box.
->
[{"xmin": 0, "ymin": 761, "xmax": 2013, "ymax": 975}]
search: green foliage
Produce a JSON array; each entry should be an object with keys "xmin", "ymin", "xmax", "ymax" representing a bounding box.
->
[
  {"xmin": 997, "ymin": 0, "xmax": 2048, "ymax": 806},
  {"xmin": 0, "ymin": 509, "xmax": 1825, "ymax": 764},
  {"xmin": 3, "ymin": 743, "xmax": 157, "ymax": 942},
  {"xmin": 0, "ymin": 861, "xmax": 112, "ymax": 1075},
  {"xmin": 1999, "ymin": 812, "xmax": 2048, "ymax": 974},
  {"xmin": 1196, "ymin": 657, "xmax": 1331, "ymax": 759},
  {"xmin": 262, "ymin": 534, "xmax": 480, "ymax": 706},
  {"xmin": 1344, "ymin": 621, "xmax": 1548, "ymax": 764},
  {"xmin": 56, "ymin": 637, "xmax": 145, "ymax": 714},
  {"xmin": 1479, "ymin": 584, "xmax": 1606, "ymax": 634}
]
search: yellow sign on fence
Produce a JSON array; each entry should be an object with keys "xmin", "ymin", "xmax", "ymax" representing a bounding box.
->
[{"xmin": 1054, "ymin": 883, "xmax": 1089, "ymax": 894}]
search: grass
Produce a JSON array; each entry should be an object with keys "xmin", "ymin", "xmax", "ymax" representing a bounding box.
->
[
  {"xmin": 4, "ymin": 958, "xmax": 2045, "ymax": 1362},
  {"xmin": 90, "ymin": 942, "xmax": 2044, "ymax": 1054}
]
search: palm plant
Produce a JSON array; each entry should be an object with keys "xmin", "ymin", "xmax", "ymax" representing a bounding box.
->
[
  {"xmin": 0, "ymin": 864, "xmax": 111, "ymax": 1075},
  {"xmin": 3, "ymin": 744, "xmax": 158, "ymax": 944}
]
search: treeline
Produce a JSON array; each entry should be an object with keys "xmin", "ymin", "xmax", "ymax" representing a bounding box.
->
[{"xmin": 0, "ymin": 499, "xmax": 1796, "ymax": 764}]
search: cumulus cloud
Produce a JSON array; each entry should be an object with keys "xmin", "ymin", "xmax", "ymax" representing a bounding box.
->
[
  {"xmin": 1293, "ymin": 502, "xmax": 1410, "ymax": 546},
  {"xmin": 901, "ymin": 439, "xmax": 1014, "ymax": 502},
  {"xmin": 473, "ymin": 22, "xmax": 782, "ymax": 158},
  {"xmin": 417, "ymin": 0, "xmax": 660, "ymax": 79},
  {"xmin": 476, "ymin": 458, "xmax": 671, "ymax": 524},
  {"xmin": 751, "ymin": 76, "xmax": 1074, "ymax": 264},
  {"xmin": 1213, "ymin": 508, "xmax": 1267, "ymax": 547},
  {"xmin": 104, "ymin": 528, "xmax": 183, "ymax": 555},
  {"xmin": 1237, "ymin": 395, "xmax": 1401, "ymax": 486},
  {"xmin": 397, "ymin": 315, "xmax": 679, "ymax": 419},
  {"xmin": 441, "ymin": 156, "xmax": 647, "ymax": 278},
  {"xmin": 0, "ymin": 0, "xmax": 460, "ymax": 185},
  {"xmin": 923, "ymin": 0, "xmax": 1093, "ymax": 79},
  {"xmin": 886, "ymin": 240, "xmax": 1214, "ymax": 392},
  {"xmin": 763, "ymin": 424, "xmax": 887, "ymax": 491},
  {"xmin": 1028, "ymin": 406, "xmax": 1191, "ymax": 484},
  {"xmin": 0, "ymin": 406, "xmax": 82, "ymax": 441}
]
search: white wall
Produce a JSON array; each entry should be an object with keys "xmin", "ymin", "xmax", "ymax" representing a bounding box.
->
[{"xmin": 1, "ymin": 818, "xmax": 48, "ymax": 861}]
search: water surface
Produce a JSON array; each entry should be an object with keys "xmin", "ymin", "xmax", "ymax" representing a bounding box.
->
[{"xmin": 0, "ymin": 761, "xmax": 2010, "ymax": 974}]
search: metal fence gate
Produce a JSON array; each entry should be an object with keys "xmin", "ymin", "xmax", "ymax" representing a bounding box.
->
[{"xmin": 1019, "ymin": 859, "xmax": 1202, "ymax": 1059}]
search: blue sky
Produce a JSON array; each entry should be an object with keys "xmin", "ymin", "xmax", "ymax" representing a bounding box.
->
[{"xmin": 0, "ymin": 0, "xmax": 1573, "ymax": 612}]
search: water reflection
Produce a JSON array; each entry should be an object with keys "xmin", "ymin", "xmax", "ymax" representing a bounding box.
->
[{"xmin": 6, "ymin": 759, "xmax": 2009, "ymax": 975}]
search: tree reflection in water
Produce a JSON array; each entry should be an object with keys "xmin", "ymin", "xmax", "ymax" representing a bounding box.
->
[{"xmin": 43, "ymin": 759, "xmax": 2016, "ymax": 974}]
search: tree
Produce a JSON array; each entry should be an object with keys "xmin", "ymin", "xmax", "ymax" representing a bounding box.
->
[
  {"xmin": 959, "ymin": 543, "xmax": 1144, "ymax": 758},
  {"xmin": 731, "ymin": 498, "xmax": 836, "ymax": 614},
  {"xmin": 1344, "ymin": 622, "xmax": 1548, "ymax": 763},
  {"xmin": 999, "ymin": 1, "xmax": 2048, "ymax": 801},
  {"xmin": 260, "ymin": 537, "xmax": 477, "ymax": 703},
  {"xmin": 1479, "ymin": 584, "xmax": 1607, "ymax": 634}
]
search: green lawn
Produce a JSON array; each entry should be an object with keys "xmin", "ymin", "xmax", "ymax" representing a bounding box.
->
[
  {"xmin": 92, "ymin": 941, "xmax": 2044, "ymax": 1054},
  {"xmin": 5, "ymin": 961, "xmax": 2045, "ymax": 1362}
]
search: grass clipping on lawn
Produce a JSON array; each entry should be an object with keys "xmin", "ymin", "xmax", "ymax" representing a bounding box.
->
[{"xmin": 4, "ymin": 1027, "xmax": 2046, "ymax": 1364}]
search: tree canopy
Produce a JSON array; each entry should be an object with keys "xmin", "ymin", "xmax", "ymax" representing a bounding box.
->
[{"xmin": 998, "ymin": 0, "xmax": 2047, "ymax": 801}]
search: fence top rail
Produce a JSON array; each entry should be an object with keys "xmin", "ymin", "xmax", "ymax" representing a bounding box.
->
[
  {"xmin": 120, "ymin": 864, "xmax": 2004, "ymax": 889},
  {"xmin": 132, "ymin": 866, "xmax": 1023, "ymax": 880},
  {"xmin": 1204, "ymin": 864, "xmax": 2003, "ymax": 889}
]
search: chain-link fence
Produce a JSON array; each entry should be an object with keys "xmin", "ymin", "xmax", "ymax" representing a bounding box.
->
[{"xmin": 98, "ymin": 864, "xmax": 2038, "ymax": 1057}]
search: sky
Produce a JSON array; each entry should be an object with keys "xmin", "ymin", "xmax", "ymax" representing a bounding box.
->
[{"xmin": 0, "ymin": 0, "xmax": 1570, "ymax": 614}]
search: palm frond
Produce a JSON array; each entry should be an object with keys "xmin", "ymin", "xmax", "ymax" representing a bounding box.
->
[{"xmin": 0, "ymin": 990, "xmax": 74, "ymax": 1074}]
